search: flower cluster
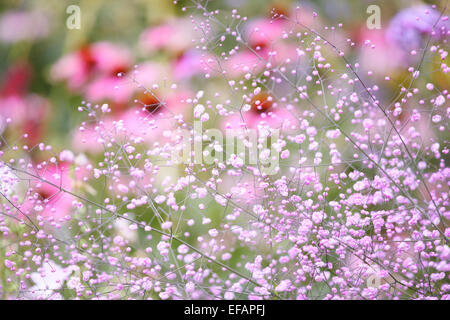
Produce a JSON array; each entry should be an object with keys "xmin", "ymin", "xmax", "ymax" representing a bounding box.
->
[{"xmin": 0, "ymin": 1, "xmax": 448, "ymax": 300}]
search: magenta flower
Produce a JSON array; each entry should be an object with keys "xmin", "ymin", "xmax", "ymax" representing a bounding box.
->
[
  {"xmin": 18, "ymin": 163, "xmax": 75, "ymax": 220},
  {"xmin": 0, "ymin": 10, "xmax": 49, "ymax": 44},
  {"xmin": 357, "ymin": 28, "xmax": 405, "ymax": 74},
  {"xmin": 222, "ymin": 17, "xmax": 298, "ymax": 77},
  {"xmin": 72, "ymin": 89, "xmax": 191, "ymax": 153},
  {"xmin": 172, "ymin": 49, "xmax": 213, "ymax": 81},
  {"xmin": 222, "ymin": 91, "xmax": 296, "ymax": 131},
  {"xmin": 0, "ymin": 63, "xmax": 50, "ymax": 145}
]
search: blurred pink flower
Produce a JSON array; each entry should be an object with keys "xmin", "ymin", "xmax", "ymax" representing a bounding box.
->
[
  {"xmin": 246, "ymin": 18, "xmax": 286, "ymax": 51},
  {"xmin": 223, "ymin": 42, "xmax": 297, "ymax": 77},
  {"xmin": 0, "ymin": 63, "xmax": 50, "ymax": 144},
  {"xmin": 18, "ymin": 163, "xmax": 75, "ymax": 220},
  {"xmin": 73, "ymin": 89, "xmax": 192, "ymax": 153},
  {"xmin": 220, "ymin": 16, "xmax": 298, "ymax": 77},
  {"xmin": 0, "ymin": 63, "xmax": 32, "ymax": 97},
  {"xmin": 51, "ymin": 42, "xmax": 133, "ymax": 90},
  {"xmin": 357, "ymin": 28, "xmax": 404, "ymax": 75},
  {"xmin": 85, "ymin": 76, "xmax": 132, "ymax": 105},
  {"xmin": 0, "ymin": 10, "xmax": 49, "ymax": 43},
  {"xmin": 139, "ymin": 19, "xmax": 195, "ymax": 55},
  {"xmin": 222, "ymin": 92, "xmax": 296, "ymax": 130},
  {"xmin": 85, "ymin": 62, "xmax": 169, "ymax": 109},
  {"xmin": 172, "ymin": 50, "xmax": 213, "ymax": 81}
]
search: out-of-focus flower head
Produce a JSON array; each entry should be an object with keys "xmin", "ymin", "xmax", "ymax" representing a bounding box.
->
[
  {"xmin": 0, "ymin": 63, "xmax": 50, "ymax": 145},
  {"xmin": 221, "ymin": 5, "xmax": 305, "ymax": 78},
  {"xmin": 21, "ymin": 161, "xmax": 82, "ymax": 221},
  {"xmin": 357, "ymin": 28, "xmax": 405, "ymax": 75},
  {"xmin": 139, "ymin": 18, "xmax": 210, "ymax": 81},
  {"xmin": 246, "ymin": 17, "xmax": 286, "ymax": 51},
  {"xmin": 51, "ymin": 42, "xmax": 133, "ymax": 90},
  {"xmin": 0, "ymin": 10, "xmax": 49, "ymax": 44},
  {"xmin": 222, "ymin": 91, "xmax": 296, "ymax": 131},
  {"xmin": 172, "ymin": 49, "xmax": 213, "ymax": 82},
  {"xmin": 386, "ymin": 5, "xmax": 449, "ymax": 53},
  {"xmin": 85, "ymin": 61, "xmax": 166, "ymax": 107},
  {"xmin": 72, "ymin": 88, "xmax": 192, "ymax": 154},
  {"xmin": 139, "ymin": 18, "xmax": 195, "ymax": 55},
  {"xmin": 0, "ymin": 63, "xmax": 32, "ymax": 97}
]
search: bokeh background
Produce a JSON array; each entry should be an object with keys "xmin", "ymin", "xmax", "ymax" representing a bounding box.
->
[{"xmin": 0, "ymin": 0, "xmax": 447, "ymax": 148}]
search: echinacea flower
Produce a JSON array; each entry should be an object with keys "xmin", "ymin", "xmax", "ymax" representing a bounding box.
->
[
  {"xmin": 84, "ymin": 61, "xmax": 167, "ymax": 107},
  {"xmin": 139, "ymin": 18, "xmax": 195, "ymax": 55},
  {"xmin": 222, "ymin": 91, "xmax": 296, "ymax": 131},
  {"xmin": 72, "ymin": 89, "xmax": 192, "ymax": 153},
  {"xmin": 51, "ymin": 42, "xmax": 133, "ymax": 90}
]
